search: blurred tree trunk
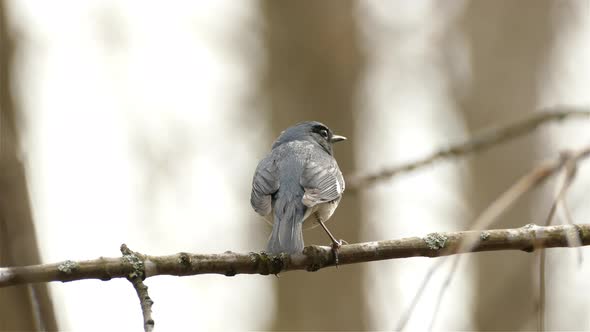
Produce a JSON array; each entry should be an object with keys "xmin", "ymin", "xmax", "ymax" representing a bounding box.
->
[
  {"xmin": 453, "ymin": 1, "xmax": 553, "ymax": 330},
  {"xmin": 0, "ymin": 0, "xmax": 58, "ymax": 330},
  {"xmin": 260, "ymin": 0, "xmax": 365, "ymax": 330}
]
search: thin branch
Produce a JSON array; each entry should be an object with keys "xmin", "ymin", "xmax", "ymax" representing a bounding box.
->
[
  {"xmin": 538, "ymin": 152, "xmax": 579, "ymax": 332},
  {"xmin": 560, "ymin": 198, "xmax": 583, "ymax": 264},
  {"xmin": 553, "ymin": 156, "xmax": 583, "ymax": 264},
  {"xmin": 459, "ymin": 145, "xmax": 590, "ymax": 254},
  {"xmin": 120, "ymin": 245, "xmax": 154, "ymax": 332},
  {"xmin": 398, "ymin": 165, "xmax": 555, "ymax": 331},
  {"xmin": 0, "ymin": 224, "xmax": 589, "ymax": 288},
  {"xmin": 396, "ymin": 144, "xmax": 590, "ymax": 330},
  {"xmin": 428, "ymin": 255, "xmax": 461, "ymax": 331},
  {"xmin": 394, "ymin": 258, "xmax": 447, "ymax": 331},
  {"xmin": 348, "ymin": 107, "xmax": 590, "ymax": 190},
  {"xmin": 538, "ymin": 250, "xmax": 547, "ymax": 332}
]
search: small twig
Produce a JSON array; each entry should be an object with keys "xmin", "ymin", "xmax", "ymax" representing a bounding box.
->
[
  {"xmin": 428, "ymin": 255, "xmax": 461, "ymax": 331},
  {"xmin": 460, "ymin": 145, "xmax": 590, "ymax": 254},
  {"xmin": 419, "ymin": 162, "xmax": 557, "ymax": 330},
  {"xmin": 397, "ymin": 144, "xmax": 590, "ymax": 330},
  {"xmin": 538, "ymin": 152, "xmax": 579, "ymax": 332},
  {"xmin": 121, "ymin": 245, "xmax": 155, "ymax": 332},
  {"xmin": 348, "ymin": 107, "xmax": 590, "ymax": 190},
  {"xmin": 543, "ymin": 153, "xmax": 577, "ymax": 226},
  {"xmin": 560, "ymin": 199, "xmax": 583, "ymax": 264},
  {"xmin": 538, "ymin": 250, "xmax": 546, "ymax": 332},
  {"xmin": 554, "ymin": 156, "xmax": 583, "ymax": 264},
  {"xmin": 395, "ymin": 259, "xmax": 447, "ymax": 331}
]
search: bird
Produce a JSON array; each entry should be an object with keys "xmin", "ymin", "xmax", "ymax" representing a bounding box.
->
[{"xmin": 250, "ymin": 121, "xmax": 346, "ymax": 261}]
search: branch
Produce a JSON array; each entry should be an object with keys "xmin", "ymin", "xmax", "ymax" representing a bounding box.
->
[
  {"xmin": 348, "ymin": 107, "xmax": 590, "ymax": 189},
  {"xmin": 120, "ymin": 245, "xmax": 154, "ymax": 332},
  {"xmin": 0, "ymin": 224, "xmax": 589, "ymax": 288}
]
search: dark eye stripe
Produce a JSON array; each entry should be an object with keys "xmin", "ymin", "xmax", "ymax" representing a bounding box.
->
[{"xmin": 312, "ymin": 125, "xmax": 329, "ymax": 137}]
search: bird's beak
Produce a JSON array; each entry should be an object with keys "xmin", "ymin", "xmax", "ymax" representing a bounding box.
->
[{"xmin": 330, "ymin": 134, "xmax": 347, "ymax": 143}]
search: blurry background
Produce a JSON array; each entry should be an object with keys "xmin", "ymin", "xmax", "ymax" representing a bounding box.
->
[{"xmin": 1, "ymin": 0, "xmax": 589, "ymax": 330}]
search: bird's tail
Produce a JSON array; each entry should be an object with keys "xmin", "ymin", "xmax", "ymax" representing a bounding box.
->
[{"xmin": 267, "ymin": 197, "xmax": 305, "ymax": 254}]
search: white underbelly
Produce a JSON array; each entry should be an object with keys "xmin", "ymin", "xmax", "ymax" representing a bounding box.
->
[{"xmin": 263, "ymin": 197, "xmax": 341, "ymax": 230}]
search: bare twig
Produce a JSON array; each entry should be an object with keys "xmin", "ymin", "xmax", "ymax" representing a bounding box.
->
[
  {"xmin": 397, "ymin": 165, "xmax": 545, "ymax": 330},
  {"xmin": 428, "ymin": 255, "xmax": 461, "ymax": 331},
  {"xmin": 394, "ymin": 258, "xmax": 448, "ymax": 331},
  {"xmin": 397, "ymin": 144, "xmax": 590, "ymax": 330},
  {"xmin": 348, "ymin": 107, "xmax": 590, "ymax": 190},
  {"xmin": 460, "ymin": 145, "xmax": 590, "ymax": 253},
  {"xmin": 538, "ymin": 152, "xmax": 579, "ymax": 332},
  {"xmin": 0, "ymin": 224, "xmax": 589, "ymax": 288},
  {"xmin": 543, "ymin": 153, "xmax": 577, "ymax": 227},
  {"xmin": 560, "ymin": 198, "xmax": 583, "ymax": 264},
  {"xmin": 395, "ymin": 257, "xmax": 462, "ymax": 331},
  {"xmin": 120, "ymin": 245, "xmax": 154, "ymax": 332},
  {"xmin": 554, "ymin": 157, "xmax": 583, "ymax": 264},
  {"xmin": 537, "ymin": 236, "xmax": 551, "ymax": 331}
]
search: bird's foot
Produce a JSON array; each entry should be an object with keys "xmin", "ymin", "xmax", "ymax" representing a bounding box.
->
[
  {"xmin": 330, "ymin": 239, "xmax": 348, "ymax": 267},
  {"xmin": 315, "ymin": 216, "xmax": 346, "ymax": 266}
]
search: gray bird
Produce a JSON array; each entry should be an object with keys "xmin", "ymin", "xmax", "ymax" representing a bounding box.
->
[{"xmin": 250, "ymin": 121, "xmax": 346, "ymax": 258}]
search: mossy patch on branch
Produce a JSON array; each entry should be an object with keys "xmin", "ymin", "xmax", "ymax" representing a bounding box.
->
[
  {"xmin": 424, "ymin": 233, "xmax": 448, "ymax": 250},
  {"xmin": 58, "ymin": 260, "xmax": 79, "ymax": 274}
]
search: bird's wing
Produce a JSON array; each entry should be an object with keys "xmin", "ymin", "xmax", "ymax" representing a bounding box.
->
[
  {"xmin": 250, "ymin": 154, "xmax": 279, "ymax": 217},
  {"xmin": 300, "ymin": 153, "xmax": 345, "ymax": 208}
]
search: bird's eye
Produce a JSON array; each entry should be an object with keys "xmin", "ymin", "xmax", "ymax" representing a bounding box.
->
[{"xmin": 319, "ymin": 129, "xmax": 329, "ymax": 139}]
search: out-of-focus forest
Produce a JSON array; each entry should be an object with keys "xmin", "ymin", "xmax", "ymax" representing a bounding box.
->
[{"xmin": 1, "ymin": 0, "xmax": 589, "ymax": 331}]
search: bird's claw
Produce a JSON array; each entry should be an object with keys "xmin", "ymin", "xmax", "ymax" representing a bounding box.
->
[{"xmin": 330, "ymin": 239, "xmax": 347, "ymax": 267}]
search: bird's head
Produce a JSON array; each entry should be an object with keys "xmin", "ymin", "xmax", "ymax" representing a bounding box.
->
[{"xmin": 272, "ymin": 121, "xmax": 346, "ymax": 155}]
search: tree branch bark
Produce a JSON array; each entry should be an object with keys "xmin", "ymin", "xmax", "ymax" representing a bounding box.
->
[
  {"xmin": 0, "ymin": 223, "xmax": 588, "ymax": 288},
  {"xmin": 348, "ymin": 107, "xmax": 590, "ymax": 190}
]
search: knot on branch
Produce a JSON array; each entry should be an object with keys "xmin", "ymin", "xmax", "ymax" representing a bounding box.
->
[
  {"xmin": 520, "ymin": 223, "xmax": 541, "ymax": 252},
  {"xmin": 576, "ymin": 224, "xmax": 589, "ymax": 242},
  {"xmin": 121, "ymin": 244, "xmax": 146, "ymax": 280},
  {"xmin": 248, "ymin": 252, "xmax": 285, "ymax": 275},
  {"xmin": 302, "ymin": 245, "xmax": 332, "ymax": 271},
  {"xmin": 120, "ymin": 244, "xmax": 154, "ymax": 331},
  {"xmin": 177, "ymin": 252, "xmax": 192, "ymax": 269}
]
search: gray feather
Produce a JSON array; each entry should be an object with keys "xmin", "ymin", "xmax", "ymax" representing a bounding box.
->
[
  {"xmin": 300, "ymin": 152, "xmax": 345, "ymax": 208},
  {"xmin": 264, "ymin": 142, "xmax": 312, "ymax": 254},
  {"xmin": 250, "ymin": 155, "xmax": 279, "ymax": 217},
  {"xmin": 267, "ymin": 192, "xmax": 305, "ymax": 254}
]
